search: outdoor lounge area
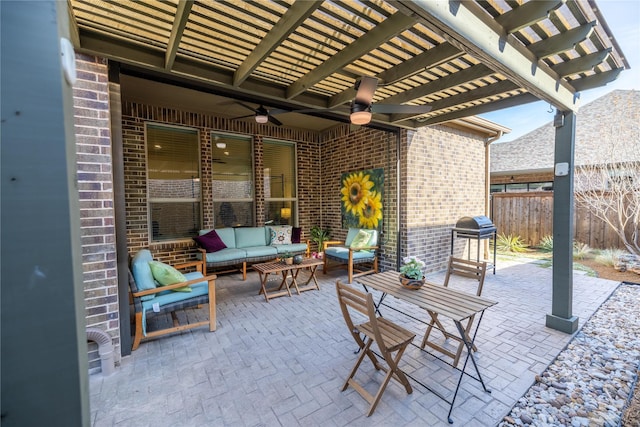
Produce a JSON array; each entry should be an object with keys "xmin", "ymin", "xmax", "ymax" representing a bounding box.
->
[{"xmin": 89, "ymin": 258, "xmax": 622, "ymax": 426}]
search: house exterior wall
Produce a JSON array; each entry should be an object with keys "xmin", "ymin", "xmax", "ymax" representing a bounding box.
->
[
  {"xmin": 403, "ymin": 126, "xmax": 488, "ymax": 273},
  {"xmin": 74, "ymin": 55, "xmax": 492, "ymax": 362},
  {"xmin": 320, "ymin": 127, "xmax": 399, "ymax": 271},
  {"xmin": 73, "ymin": 54, "xmax": 120, "ymax": 371},
  {"xmin": 121, "ymin": 103, "xmax": 322, "ymax": 262}
]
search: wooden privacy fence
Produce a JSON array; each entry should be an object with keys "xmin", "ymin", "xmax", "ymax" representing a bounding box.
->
[{"xmin": 490, "ymin": 191, "xmax": 629, "ymax": 250}]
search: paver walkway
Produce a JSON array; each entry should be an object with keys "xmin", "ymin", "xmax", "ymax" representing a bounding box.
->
[{"xmin": 90, "ymin": 258, "xmax": 620, "ymax": 426}]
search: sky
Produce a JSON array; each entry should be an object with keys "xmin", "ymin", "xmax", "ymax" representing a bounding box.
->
[{"xmin": 480, "ymin": 0, "xmax": 640, "ymax": 142}]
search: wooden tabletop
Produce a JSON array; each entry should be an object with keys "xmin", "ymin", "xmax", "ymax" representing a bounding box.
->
[
  {"xmin": 253, "ymin": 258, "xmax": 323, "ymax": 274},
  {"xmin": 355, "ymin": 271, "xmax": 497, "ymax": 322}
]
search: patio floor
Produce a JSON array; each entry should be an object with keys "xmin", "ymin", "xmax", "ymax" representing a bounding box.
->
[{"xmin": 90, "ymin": 258, "xmax": 621, "ymax": 426}]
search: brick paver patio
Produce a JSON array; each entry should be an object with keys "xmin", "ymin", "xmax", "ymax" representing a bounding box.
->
[{"xmin": 90, "ymin": 259, "xmax": 620, "ymax": 426}]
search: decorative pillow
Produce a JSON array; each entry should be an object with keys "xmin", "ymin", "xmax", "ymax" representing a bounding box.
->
[
  {"xmin": 269, "ymin": 226, "xmax": 292, "ymax": 245},
  {"xmin": 292, "ymin": 227, "xmax": 302, "ymax": 244},
  {"xmin": 148, "ymin": 261, "xmax": 191, "ymax": 292},
  {"xmin": 350, "ymin": 229, "xmax": 374, "ymax": 249},
  {"xmin": 193, "ymin": 229, "xmax": 227, "ymax": 253}
]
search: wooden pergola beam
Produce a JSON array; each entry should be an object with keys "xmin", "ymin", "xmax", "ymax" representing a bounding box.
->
[
  {"xmin": 551, "ymin": 49, "xmax": 611, "ymax": 77},
  {"xmin": 165, "ymin": 0, "xmax": 193, "ymax": 70},
  {"xmin": 286, "ymin": 12, "xmax": 416, "ymax": 99},
  {"xmin": 233, "ymin": 1, "xmax": 321, "ymax": 87},
  {"xmin": 529, "ymin": 22, "xmax": 596, "ymax": 59},
  {"xmin": 496, "ymin": 0, "xmax": 565, "ymax": 34}
]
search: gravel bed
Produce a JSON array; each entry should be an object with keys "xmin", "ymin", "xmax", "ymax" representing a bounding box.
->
[{"xmin": 499, "ymin": 283, "xmax": 640, "ymax": 427}]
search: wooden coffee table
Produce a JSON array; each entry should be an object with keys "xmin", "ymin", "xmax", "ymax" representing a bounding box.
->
[{"xmin": 252, "ymin": 258, "xmax": 324, "ymax": 302}]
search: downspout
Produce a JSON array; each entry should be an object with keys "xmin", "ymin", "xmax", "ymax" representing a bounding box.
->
[
  {"xmin": 484, "ymin": 131, "xmax": 503, "ymax": 260},
  {"xmin": 396, "ymin": 130, "xmax": 402, "ymax": 271},
  {"xmin": 86, "ymin": 328, "xmax": 115, "ymax": 376}
]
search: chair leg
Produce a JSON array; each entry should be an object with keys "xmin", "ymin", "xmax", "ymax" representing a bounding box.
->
[
  {"xmin": 132, "ymin": 312, "xmax": 143, "ymax": 351},
  {"xmin": 342, "ymin": 339, "xmax": 373, "ymax": 391},
  {"xmin": 366, "ymin": 344, "xmax": 412, "ymax": 416},
  {"xmin": 208, "ymin": 280, "xmax": 216, "ymax": 332}
]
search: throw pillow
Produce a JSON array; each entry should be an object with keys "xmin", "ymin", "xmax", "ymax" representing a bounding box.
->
[
  {"xmin": 269, "ymin": 226, "xmax": 292, "ymax": 245},
  {"xmin": 148, "ymin": 261, "xmax": 192, "ymax": 292},
  {"xmin": 350, "ymin": 229, "xmax": 374, "ymax": 249},
  {"xmin": 193, "ymin": 229, "xmax": 227, "ymax": 253},
  {"xmin": 292, "ymin": 227, "xmax": 302, "ymax": 243}
]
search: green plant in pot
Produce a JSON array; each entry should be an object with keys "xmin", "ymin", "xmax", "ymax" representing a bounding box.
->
[
  {"xmin": 399, "ymin": 256, "xmax": 426, "ymax": 289},
  {"xmin": 310, "ymin": 225, "xmax": 331, "ymax": 254},
  {"xmin": 281, "ymin": 251, "xmax": 293, "ymax": 265}
]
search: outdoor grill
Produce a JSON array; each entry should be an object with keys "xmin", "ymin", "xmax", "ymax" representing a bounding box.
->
[
  {"xmin": 451, "ymin": 216, "xmax": 497, "ymax": 274},
  {"xmin": 454, "ymin": 216, "xmax": 497, "ymax": 238}
]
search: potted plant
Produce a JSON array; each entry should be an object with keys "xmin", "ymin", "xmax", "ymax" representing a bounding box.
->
[
  {"xmin": 281, "ymin": 251, "xmax": 293, "ymax": 265},
  {"xmin": 399, "ymin": 256, "xmax": 426, "ymax": 289},
  {"xmin": 310, "ymin": 225, "xmax": 331, "ymax": 256}
]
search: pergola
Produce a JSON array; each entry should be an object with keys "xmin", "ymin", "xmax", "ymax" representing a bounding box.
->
[{"xmin": 1, "ymin": 1, "xmax": 629, "ymax": 425}]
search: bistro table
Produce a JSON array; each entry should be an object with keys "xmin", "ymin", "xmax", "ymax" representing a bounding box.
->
[
  {"xmin": 355, "ymin": 270, "xmax": 498, "ymax": 424},
  {"xmin": 252, "ymin": 258, "xmax": 323, "ymax": 302}
]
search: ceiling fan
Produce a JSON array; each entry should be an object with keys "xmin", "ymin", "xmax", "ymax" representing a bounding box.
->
[
  {"xmin": 347, "ymin": 76, "xmax": 432, "ymax": 125},
  {"xmin": 232, "ymin": 102, "xmax": 287, "ymax": 126}
]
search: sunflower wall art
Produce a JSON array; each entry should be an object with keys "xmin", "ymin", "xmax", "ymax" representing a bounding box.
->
[{"xmin": 340, "ymin": 168, "xmax": 384, "ymax": 230}]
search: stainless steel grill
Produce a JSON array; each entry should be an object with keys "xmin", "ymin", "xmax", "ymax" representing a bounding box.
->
[{"xmin": 451, "ymin": 216, "xmax": 497, "ymax": 274}]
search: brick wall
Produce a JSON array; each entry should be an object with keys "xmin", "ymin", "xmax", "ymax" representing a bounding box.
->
[
  {"xmin": 320, "ymin": 126, "xmax": 399, "ymax": 271},
  {"xmin": 122, "ymin": 103, "xmax": 322, "ymax": 263},
  {"xmin": 73, "ymin": 54, "xmax": 120, "ymax": 371},
  {"xmin": 402, "ymin": 125, "xmax": 488, "ymax": 273}
]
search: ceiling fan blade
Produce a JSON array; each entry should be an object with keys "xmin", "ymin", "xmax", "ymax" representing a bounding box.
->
[
  {"xmin": 268, "ymin": 115, "xmax": 283, "ymax": 126},
  {"xmin": 236, "ymin": 102, "xmax": 257, "ymax": 113},
  {"xmin": 354, "ymin": 76, "xmax": 378, "ymax": 105},
  {"xmin": 371, "ymin": 104, "xmax": 432, "ymax": 114},
  {"xmin": 230, "ymin": 114, "xmax": 255, "ymax": 120}
]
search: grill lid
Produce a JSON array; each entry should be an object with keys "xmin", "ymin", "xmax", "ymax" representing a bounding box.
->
[{"xmin": 455, "ymin": 215, "xmax": 494, "ymax": 230}]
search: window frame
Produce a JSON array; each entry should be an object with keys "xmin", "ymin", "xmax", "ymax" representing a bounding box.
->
[
  {"xmin": 145, "ymin": 122, "xmax": 202, "ymax": 243},
  {"xmin": 263, "ymin": 139, "xmax": 298, "ymax": 226},
  {"xmin": 210, "ymin": 132, "xmax": 255, "ymax": 227}
]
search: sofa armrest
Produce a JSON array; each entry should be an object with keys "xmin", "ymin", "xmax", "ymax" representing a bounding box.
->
[
  {"xmin": 349, "ymin": 245, "xmax": 379, "ymax": 252},
  {"xmin": 174, "ymin": 259, "xmax": 205, "ymax": 273}
]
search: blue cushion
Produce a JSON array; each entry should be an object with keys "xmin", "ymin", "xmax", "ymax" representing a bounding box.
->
[
  {"xmin": 273, "ymin": 243, "xmax": 308, "ymax": 254},
  {"xmin": 235, "ymin": 227, "xmax": 268, "ymax": 248},
  {"xmin": 325, "ymin": 246, "xmax": 375, "ymax": 261},
  {"xmin": 131, "ymin": 250, "xmax": 156, "ymax": 302},
  {"xmin": 201, "ymin": 248, "xmax": 246, "ymax": 264},
  {"xmin": 243, "ymin": 246, "xmax": 278, "ymax": 258},
  {"xmin": 140, "ymin": 272, "xmax": 209, "ymax": 335}
]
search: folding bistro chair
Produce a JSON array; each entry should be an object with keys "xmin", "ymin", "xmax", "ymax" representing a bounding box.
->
[
  {"xmin": 335, "ymin": 280, "xmax": 415, "ymax": 416},
  {"xmin": 420, "ymin": 257, "xmax": 487, "ymax": 367}
]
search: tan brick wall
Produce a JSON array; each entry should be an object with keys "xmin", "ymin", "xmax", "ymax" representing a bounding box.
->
[
  {"xmin": 73, "ymin": 54, "xmax": 120, "ymax": 371},
  {"xmin": 402, "ymin": 125, "xmax": 488, "ymax": 273}
]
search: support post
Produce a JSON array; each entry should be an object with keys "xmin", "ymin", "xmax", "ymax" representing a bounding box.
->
[
  {"xmin": 546, "ymin": 110, "xmax": 579, "ymax": 333},
  {"xmin": 1, "ymin": 1, "xmax": 90, "ymax": 424}
]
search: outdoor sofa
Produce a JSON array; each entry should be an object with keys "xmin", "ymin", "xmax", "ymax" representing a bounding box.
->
[{"xmin": 195, "ymin": 226, "xmax": 308, "ymax": 279}]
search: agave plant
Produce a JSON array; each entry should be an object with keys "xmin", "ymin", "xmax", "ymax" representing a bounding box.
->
[
  {"xmin": 538, "ymin": 235, "xmax": 553, "ymax": 252},
  {"xmin": 495, "ymin": 234, "xmax": 528, "ymax": 253}
]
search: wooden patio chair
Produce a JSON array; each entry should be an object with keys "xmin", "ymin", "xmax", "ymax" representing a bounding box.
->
[
  {"xmin": 323, "ymin": 228, "xmax": 379, "ymax": 283},
  {"xmin": 336, "ymin": 280, "xmax": 415, "ymax": 416},
  {"xmin": 129, "ymin": 249, "xmax": 216, "ymax": 350},
  {"xmin": 420, "ymin": 257, "xmax": 487, "ymax": 367}
]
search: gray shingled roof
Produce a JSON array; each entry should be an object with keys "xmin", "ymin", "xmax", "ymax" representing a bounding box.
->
[{"xmin": 490, "ymin": 90, "xmax": 640, "ymax": 173}]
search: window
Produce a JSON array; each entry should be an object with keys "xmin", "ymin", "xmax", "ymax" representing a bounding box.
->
[
  {"xmin": 147, "ymin": 124, "xmax": 201, "ymax": 241},
  {"xmin": 211, "ymin": 133, "xmax": 254, "ymax": 227},
  {"xmin": 263, "ymin": 140, "xmax": 297, "ymax": 225}
]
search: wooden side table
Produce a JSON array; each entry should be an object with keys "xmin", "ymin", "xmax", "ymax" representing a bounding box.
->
[{"xmin": 252, "ymin": 258, "xmax": 323, "ymax": 302}]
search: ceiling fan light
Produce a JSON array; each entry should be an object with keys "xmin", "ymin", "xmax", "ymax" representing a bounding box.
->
[
  {"xmin": 350, "ymin": 111, "xmax": 372, "ymax": 125},
  {"xmin": 350, "ymin": 102, "xmax": 372, "ymax": 125},
  {"xmin": 255, "ymin": 114, "xmax": 269, "ymax": 124}
]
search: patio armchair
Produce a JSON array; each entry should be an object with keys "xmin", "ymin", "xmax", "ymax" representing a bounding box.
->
[
  {"xmin": 420, "ymin": 256, "xmax": 487, "ymax": 367},
  {"xmin": 323, "ymin": 228, "xmax": 378, "ymax": 283},
  {"xmin": 129, "ymin": 249, "xmax": 216, "ymax": 350}
]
